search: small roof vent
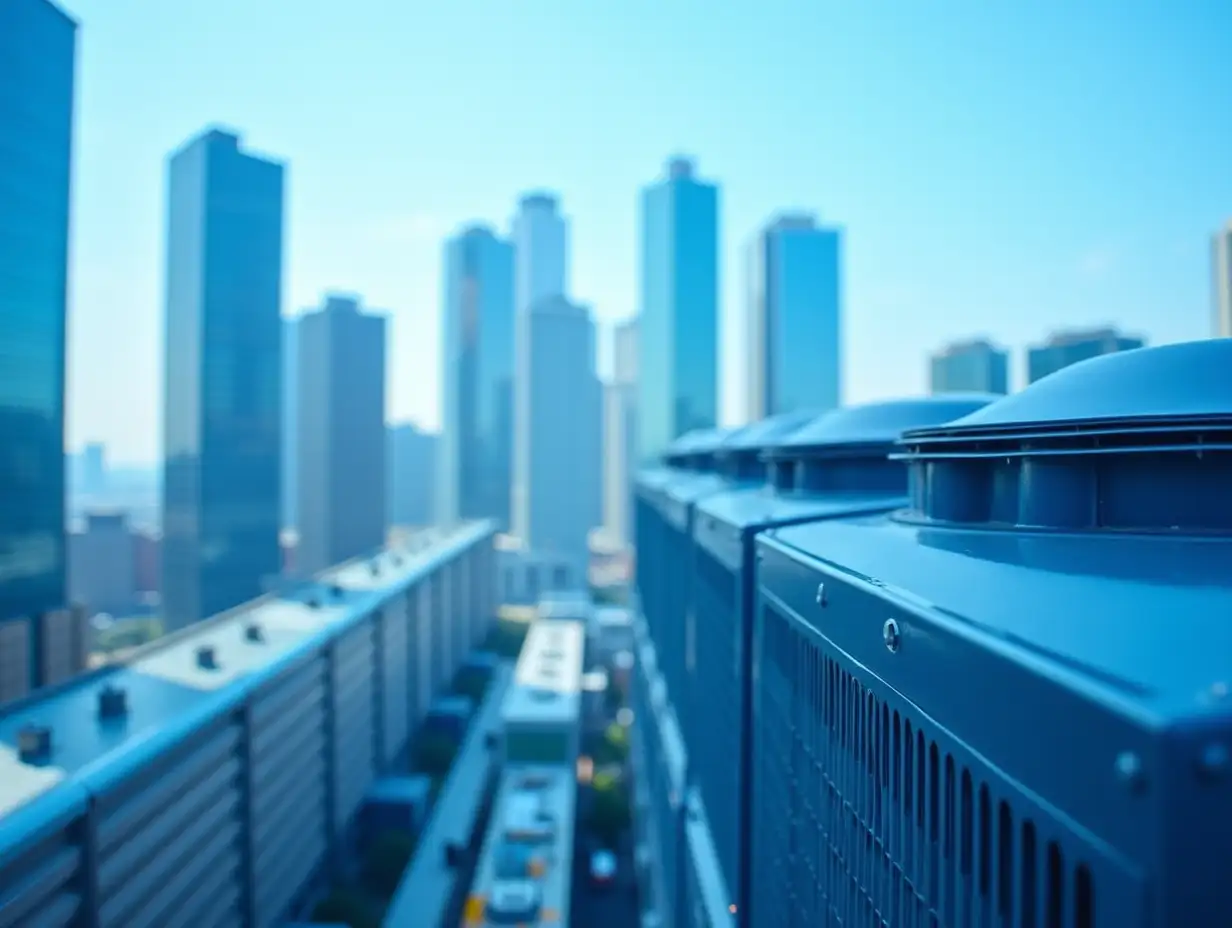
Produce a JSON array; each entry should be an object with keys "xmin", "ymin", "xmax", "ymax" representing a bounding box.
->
[
  {"xmin": 662, "ymin": 427, "xmax": 737, "ymax": 471},
  {"xmin": 718, "ymin": 409, "xmax": 817, "ymax": 481},
  {"xmin": 98, "ymin": 684, "xmax": 128, "ymax": 720},
  {"xmin": 195, "ymin": 644, "xmax": 219, "ymax": 670},
  {"xmin": 17, "ymin": 724, "xmax": 52, "ymax": 762},
  {"xmin": 368, "ymin": 560, "xmax": 381, "ymax": 577},
  {"xmin": 897, "ymin": 341, "xmax": 1232, "ymax": 532},
  {"xmin": 244, "ymin": 622, "xmax": 264, "ymax": 643},
  {"xmin": 771, "ymin": 396, "xmax": 999, "ymax": 495},
  {"xmin": 306, "ymin": 595, "xmax": 322, "ymax": 609},
  {"xmin": 329, "ymin": 584, "xmax": 344, "ymax": 600}
]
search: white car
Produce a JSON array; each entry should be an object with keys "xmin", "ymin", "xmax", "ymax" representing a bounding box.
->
[{"xmin": 589, "ymin": 849, "xmax": 617, "ymax": 886}]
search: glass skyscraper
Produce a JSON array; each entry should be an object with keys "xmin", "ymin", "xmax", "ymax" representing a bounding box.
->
[
  {"xmin": 0, "ymin": 0, "xmax": 77, "ymax": 701},
  {"xmin": 161, "ymin": 128, "xmax": 285, "ymax": 632},
  {"xmin": 1213, "ymin": 221, "xmax": 1232, "ymax": 339},
  {"xmin": 930, "ymin": 338, "xmax": 1009, "ymax": 395},
  {"xmin": 1026, "ymin": 327, "xmax": 1145, "ymax": 385},
  {"xmin": 438, "ymin": 225, "xmax": 515, "ymax": 528},
  {"xmin": 639, "ymin": 157, "xmax": 719, "ymax": 463},
  {"xmin": 747, "ymin": 214, "xmax": 842, "ymax": 420}
]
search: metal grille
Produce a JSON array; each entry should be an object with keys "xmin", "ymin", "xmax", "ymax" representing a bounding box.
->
[
  {"xmin": 331, "ymin": 622, "xmax": 377, "ymax": 834},
  {"xmin": 0, "ymin": 819, "xmax": 86, "ymax": 927},
  {"xmin": 635, "ymin": 495, "xmax": 664, "ymax": 657},
  {"xmin": 692, "ymin": 544, "xmax": 740, "ymax": 901},
  {"xmin": 94, "ymin": 721, "xmax": 245, "ymax": 928},
  {"xmin": 754, "ymin": 605, "xmax": 1100, "ymax": 928},
  {"xmin": 661, "ymin": 518, "xmax": 690, "ymax": 727},
  {"xmin": 250, "ymin": 657, "xmax": 329, "ymax": 927}
]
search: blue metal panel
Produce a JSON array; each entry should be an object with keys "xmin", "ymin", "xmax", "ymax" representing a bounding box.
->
[
  {"xmin": 248, "ymin": 656, "xmax": 329, "ymax": 928},
  {"xmin": 688, "ymin": 397, "xmax": 997, "ymax": 927},
  {"xmin": 753, "ymin": 341, "xmax": 1232, "ymax": 927},
  {"xmin": 91, "ymin": 716, "xmax": 245, "ymax": 928},
  {"xmin": 379, "ymin": 599, "xmax": 411, "ymax": 769},
  {"xmin": 330, "ymin": 620, "xmax": 377, "ymax": 835}
]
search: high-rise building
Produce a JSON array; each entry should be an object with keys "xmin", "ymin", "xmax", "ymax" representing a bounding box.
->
[
  {"xmin": 161, "ymin": 128, "xmax": 285, "ymax": 632},
  {"xmin": 604, "ymin": 317, "xmax": 639, "ymax": 548},
  {"xmin": 930, "ymin": 338, "xmax": 1010, "ymax": 395},
  {"xmin": 1213, "ymin": 221, "xmax": 1232, "ymax": 339},
  {"xmin": 638, "ymin": 157, "xmax": 719, "ymax": 463},
  {"xmin": 513, "ymin": 297, "xmax": 602, "ymax": 575},
  {"xmin": 439, "ymin": 225, "xmax": 516, "ymax": 528},
  {"xmin": 388, "ymin": 424, "xmax": 438, "ymax": 528},
  {"xmin": 1026, "ymin": 327, "xmax": 1145, "ymax": 385},
  {"xmin": 747, "ymin": 214, "xmax": 843, "ymax": 420},
  {"xmin": 0, "ymin": 0, "xmax": 80, "ymax": 702},
  {"xmin": 511, "ymin": 192, "xmax": 568, "ymax": 315},
  {"xmin": 296, "ymin": 295, "xmax": 387, "ymax": 575},
  {"xmin": 80, "ymin": 441, "xmax": 107, "ymax": 495},
  {"xmin": 281, "ymin": 315, "xmax": 299, "ymax": 530}
]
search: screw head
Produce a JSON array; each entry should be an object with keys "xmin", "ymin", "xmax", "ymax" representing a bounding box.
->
[
  {"xmin": 815, "ymin": 583, "xmax": 826, "ymax": 606},
  {"xmin": 882, "ymin": 619, "xmax": 901, "ymax": 653}
]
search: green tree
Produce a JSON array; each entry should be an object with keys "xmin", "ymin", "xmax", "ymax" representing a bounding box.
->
[
  {"xmin": 588, "ymin": 777, "xmax": 632, "ymax": 846},
  {"xmin": 363, "ymin": 829, "xmax": 416, "ymax": 898},
  {"xmin": 310, "ymin": 887, "xmax": 380, "ymax": 928}
]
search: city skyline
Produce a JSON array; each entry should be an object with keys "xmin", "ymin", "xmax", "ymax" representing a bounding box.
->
[{"xmin": 59, "ymin": 1, "xmax": 1232, "ymax": 464}]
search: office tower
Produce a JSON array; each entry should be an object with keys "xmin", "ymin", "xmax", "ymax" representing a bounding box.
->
[
  {"xmin": 439, "ymin": 225, "xmax": 516, "ymax": 528},
  {"xmin": 1026, "ymin": 327, "xmax": 1145, "ymax": 384},
  {"xmin": 1214, "ymin": 221, "xmax": 1232, "ymax": 338},
  {"xmin": 747, "ymin": 214, "xmax": 843, "ymax": 420},
  {"xmin": 69, "ymin": 511, "xmax": 137, "ymax": 616},
  {"xmin": 388, "ymin": 423, "xmax": 438, "ymax": 528},
  {"xmin": 604, "ymin": 318, "xmax": 639, "ymax": 548},
  {"xmin": 930, "ymin": 338, "xmax": 1010, "ymax": 395},
  {"xmin": 281, "ymin": 316, "xmax": 299, "ymax": 530},
  {"xmin": 0, "ymin": 0, "xmax": 80, "ymax": 702},
  {"xmin": 161, "ymin": 128, "xmax": 285, "ymax": 632},
  {"xmin": 80, "ymin": 441, "xmax": 107, "ymax": 495},
  {"xmin": 511, "ymin": 192, "xmax": 568, "ymax": 314},
  {"xmin": 514, "ymin": 297, "xmax": 602, "ymax": 575},
  {"xmin": 296, "ymin": 295, "xmax": 387, "ymax": 575},
  {"xmin": 638, "ymin": 157, "xmax": 720, "ymax": 463}
]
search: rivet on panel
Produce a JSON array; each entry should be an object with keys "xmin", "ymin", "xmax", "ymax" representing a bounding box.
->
[
  {"xmin": 1114, "ymin": 751, "xmax": 1147, "ymax": 792},
  {"xmin": 882, "ymin": 618, "xmax": 901, "ymax": 653}
]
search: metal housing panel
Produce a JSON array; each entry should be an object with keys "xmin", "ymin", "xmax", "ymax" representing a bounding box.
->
[{"xmin": 330, "ymin": 621, "xmax": 377, "ymax": 834}]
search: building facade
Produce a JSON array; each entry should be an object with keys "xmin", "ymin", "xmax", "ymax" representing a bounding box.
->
[
  {"xmin": 1214, "ymin": 221, "xmax": 1232, "ymax": 339},
  {"xmin": 296, "ymin": 295, "xmax": 387, "ymax": 575},
  {"xmin": 281, "ymin": 315, "xmax": 298, "ymax": 530},
  {"xmin": 513, "ymin": 297, "xmax": 602, "ymax": 576},
  {"xmin": 161, "ymin": 128, "xmax": 285, "ymax": 632},
  {"xmin": 388, "ymin": 423, "xmax": 438, "ymax": 528},
  {"xmin": 604, "ymin": 317, "xmax": 639, "ymax": 549},
  {"xmin": 0, "ymin": 0, "xmax": 79, "ymax": 701},
  {"xmin": 69, "ymin": 511, "xmax": 136, "ymax": 617},
  {"xmin": 438, "ymin": 225, "xmax": 516, "ymax": 528},
  {"xmin": 747, "ymin": 214, "xmax": 842, "ymax": 421},
  {"xmin": 639, "ymin": 157, "xmax": 719, "ymax": 463},
  {"xmin": 511, "ymin": 192, "xmax": 568, "ymax": 315},
  {"xmin": 930, "ymin": 338, "xmax": 1010, "ymax": 394},
  {"xmin": 1026, "ymin": 327, "xmax": 1145, "ymax": 384}
]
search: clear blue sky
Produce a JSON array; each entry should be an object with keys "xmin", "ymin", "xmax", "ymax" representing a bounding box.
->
[{"xmin": 62, "ymin": 0, "xmax": 1232, "ymax": 465}]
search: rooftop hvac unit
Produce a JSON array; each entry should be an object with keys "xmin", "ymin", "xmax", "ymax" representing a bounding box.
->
[
  {"xmin": 753, "ymin": 340, "xmax": 1232, "ymax": 927},
  {"xmin": 690, "ymin": 396, "xmax": 997, "ymax": 922}
]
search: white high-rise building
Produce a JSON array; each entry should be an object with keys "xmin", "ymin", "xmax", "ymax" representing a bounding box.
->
[
  {"xmin": 1213, "ymin": 221, "xmax": 1232, "ymax": 339},
  {"xmin": 512, "ymin": 192, "xmax": 568, "ymax": 315},
  {"xmin": 604, "ymin": 317, "xmax": 638, "ymax": 548},
  {"xmin": 513, "ymin": 296, "xmax": 602, "ymax": 577}
]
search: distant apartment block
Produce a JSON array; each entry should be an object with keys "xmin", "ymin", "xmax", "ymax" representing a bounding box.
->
[
  {"xmin": 161, "ymin": 127, "xmax": 285, "ymax": 632},
  {"xmin": 133, "ymin": 528, "xmax": 160, "ymax": 594},
  {"xmin": 388, "ymin": 423, "xmax": 438, "ymax": 527},
  {"xmin": 748, "ymin": 213, "xmax": 843, "ymax": 420},
  {"xmin": 0, "ymin": 0, "xmax": 82, "ymax": 702},
  {"xmin": 1214, "ymin": 221, "xmax": 1232, "ymax": 338},
  {"xmin": 69, "ymin": 511, "xmax": 137, "ymax": 616},
  {"xmin": 639, "ymin": 157, "xmax": 720, "ymax": 462},
  {"xmin": 512, "ymin": 296, "xmax": 603, "ymax": 577},
  {"xmin": 1026, "ymin": 327, "xmax": 1145, "ymax": 384},
  {"xmin": 439, "ymin": 225, "xmax": 516, "ymax": 528},
  {"xmin": 930, "ymin": 338, "xmax": 1010, "ymax": 395},
  {"xmin": 296, "ymin": 294, "xmax": 387, "ymax": 575}
]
